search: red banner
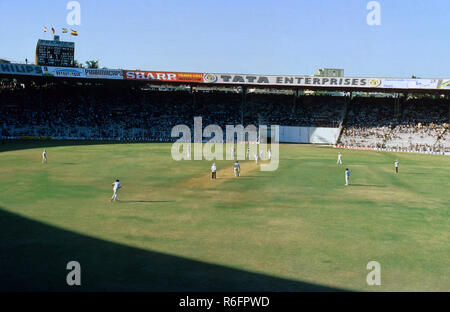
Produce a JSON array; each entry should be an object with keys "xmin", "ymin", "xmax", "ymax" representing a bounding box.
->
[{"xmin": 124, "ymin": 70, "xmax": 203, "ymax": 83}]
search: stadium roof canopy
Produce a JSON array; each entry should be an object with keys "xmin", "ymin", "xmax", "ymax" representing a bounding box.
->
[{"xmin": 1, "ymin": 63, "xmax": 449, "ymax": 95}]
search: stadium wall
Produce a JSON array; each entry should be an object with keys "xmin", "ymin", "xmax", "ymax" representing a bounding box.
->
[{"xmin": 279, "ymin": 126, "xmax": 340, "ymax": 144}]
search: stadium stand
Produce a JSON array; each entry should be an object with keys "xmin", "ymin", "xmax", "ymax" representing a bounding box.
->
[
  {"xmin": 0, "ymin": 79, "xmax": 449, "ymax": 152},
  {"xmin": 340, "ymin": 97, "xmax": 396, "ymax": 149},
  {"xmin": 0, "ymin": 82, "xmax": 346, "ymax": 141},
  {"xmin": 339, "ymin": 96, "xmax": 450, "ymax": 153},
  {"xmin": 245, "ymin": 93, "xmax": 346, "ymax": 128}
]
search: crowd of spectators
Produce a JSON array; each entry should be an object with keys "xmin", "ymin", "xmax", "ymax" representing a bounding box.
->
[
  {"xmin": 340, "ymin": 97, "xmax": 396, "ymax": 148},
  {"xmin": 340, "ymin": 96, "xmax": 450, "ymax": 153},
  {"xmin": 0, "ymin": 82, "xmax": 346, "ymax": 142},
  {"xmin": 245, "ymin": 93, "xmax": 346, "ymax": 128},
  {"xmin": 1, "ymin": 80, "xmax": 448, "ymax": 152}
]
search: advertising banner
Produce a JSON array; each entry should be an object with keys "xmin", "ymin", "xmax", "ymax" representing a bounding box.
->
[
  {"xmin": 203, "ymin": 73, "xmax": 448, "ymax": 90},
  {"xmin": 202, "ymin": 73, "xmax": 383, "ymax": 88},
  {"xmin": 41, "ymin": 66, "xmax": 86, "ymax": 78},
  {"xmin": 0, "ymin": 63, "xmax": 43, "ymax": 76},
  {"xmin": 124, "ymin": 70, "xmax": 203, "ymax": 83},
  {"xmin": 379, "ymin": 78, "xmax": 439, "ymax": 89},
  {"xmin": 438, "ymin": 79, "xmax": 450, "ymax": 89},
  {"xmin": 85, "ymin": 68, "xmax": 123, "ymax": 79},
  {"xmin": 1, "ymin": 63, "xmax": 448, "ymax": 91}
]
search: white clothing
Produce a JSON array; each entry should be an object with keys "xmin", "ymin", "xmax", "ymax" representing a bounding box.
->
[
  {"xmin": 112, "ymin": 181, "xmax": 121, "ymax": 190},
  {"xmin": 111, "ymin": 182, "xmax": 121, "ymax": 201},
  {"xmin": 234, "ymin": 163, "xmax": 240, "ymax": 176}
]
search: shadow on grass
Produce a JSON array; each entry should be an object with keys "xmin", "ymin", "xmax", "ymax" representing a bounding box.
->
[
  {"xmin": 0, "ymin": 207, "xmax": 346, "ymax": 292},
  {"xmin": 119, "ymin": 200, "xmax": 175, "ymax": 203},
  {"xmin": 350, "ymin": 184, "xmax": 386, "ymax": 187},
  {"xmin": 215, "ymin": 176, "xmax": 268, "ymax": 179}
]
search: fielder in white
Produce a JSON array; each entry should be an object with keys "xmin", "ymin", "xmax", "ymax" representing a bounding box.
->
[
  {"xmin": 234, "ymin": 160, "xmax": 240, "ymax": 177},
  {"xmin": 211, "ymin": 162, "xmax": 217, "ymax": 179},
  {"xmin": 111, "ymin": 179, "xmax": 122, "ymax": 201},
  {"xmin": 254, "ymin": 153, "xmax": 259, "ymax": 164},
  {"xmin": 268, "ymin": 149, "xmax": 272, "ymax": 160},
  {"xmin": 42, "ymin": 149, "xmax": 47, "ymax": 164},
  {"xmin": 395, "ymin": 160, "xmax": 399, "ymax": 174},
  {"xmin": 337, "ymin": 152, "xmax": 342, "ymax": 165},
  {"xmin": 345, "ymin": 168, "xmax": 350, "ymax": 186}
]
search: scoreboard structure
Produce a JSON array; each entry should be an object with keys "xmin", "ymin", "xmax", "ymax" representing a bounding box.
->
[{"xmin": 35, "ymin": 36, "xmax": 75, "ymax": 67}]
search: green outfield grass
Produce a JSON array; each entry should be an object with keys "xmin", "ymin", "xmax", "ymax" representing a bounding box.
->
[{"xmin": 0, "ymin": 141, "xmax": 449, "ymax": 291}]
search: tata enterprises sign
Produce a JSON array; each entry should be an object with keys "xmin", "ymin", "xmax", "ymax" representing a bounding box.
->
[
  {"xmin": 202, "ymin": 73, "xmax": 444, "ymax": 90},
  {"xmin": 203, "ymin": 73, "xmax": 382, "ymax": 88}
]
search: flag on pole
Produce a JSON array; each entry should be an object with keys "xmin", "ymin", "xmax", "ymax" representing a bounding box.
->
[
  {"xmin": 70, "ymin": 30, "xmax": 78, "ymax": 36},
  {"xmin": 51, "ymin": 27, "xmax": 55, "ymax": 34},
  {"xmin": 62, "ymin": 28, "xmax": 68, "ymax": 33},
  {"xmin": 43, "ymin": 26, "xmax": 47, "ymax": 32}
]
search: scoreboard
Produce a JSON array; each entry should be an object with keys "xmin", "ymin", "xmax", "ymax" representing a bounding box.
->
[{"xmin": 35, "ymin": 38, "xmax": 75, "ymax": 67}]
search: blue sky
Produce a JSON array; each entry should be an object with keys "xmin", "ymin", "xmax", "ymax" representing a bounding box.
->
[{"xmin": 0, "ymin": 0, "xmax": 449, "ymax": 78}]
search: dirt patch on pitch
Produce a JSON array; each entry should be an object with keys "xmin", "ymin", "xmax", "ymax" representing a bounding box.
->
[{"xmin": 180, "ymin": 160, "xmax": 263, "ymax": 189}]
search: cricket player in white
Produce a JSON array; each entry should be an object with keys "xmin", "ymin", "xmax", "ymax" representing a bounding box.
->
[
  {"xmin": 268, "ymin": 149, "xmax": 272, "ymax": 160},
  {"xmin": 260, "ymin": 149, "xmax": 264, "ymax": 159},
  {"xmin": 345, "ymin": 168, "xmax": 350, "ymax": 186},
  {"xmin": 395, "ymin": 160, "xmax": 399, "ymax": 174},
  {"xmin": 211, "ymin": 162, "xmax": 217, "ymax": 179},
  {"xmin": 111, "ymin": 179, "xmax": 122, "ymax": 201},
  {"xmin": 234, "ymin": 161, "xmax": 240, "ymax": 177},
  {"xmin": 254, "ymin": 153, "xmax": 259, "ymax": 164},
  {"xmin": 246, "ymin": 147, "xmax": 250, "ymax": 159},
  {"xmin": 42, "ymin": 149, "xmax": 47, "ymax": 164},
  {"xmin": 231, "ymin": 147, "xmax": 235, "ymax": 159},
  {"xmin": 337, "ymin": 152, "xmax": 342, "ymax": 165}
]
